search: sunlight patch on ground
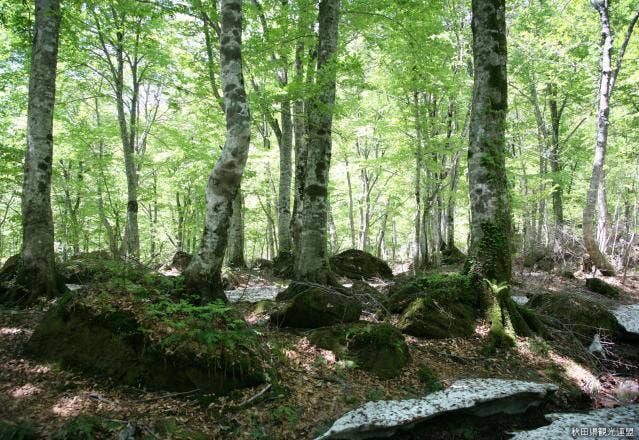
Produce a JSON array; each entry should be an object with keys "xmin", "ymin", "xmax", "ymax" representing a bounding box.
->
[
  {"xmin": 1, "ymin": 327, "xmax": 25, "ymax": 336},
  {"xmin": 52, "ymin": 395, "xmax": 88, "ymax": 417},
  {"xmin": 11, "ymin": 383, "xmax": 41, "ymax": 398},
  {"xmin": 549, "ymin": 351, "xmax": 599, "ymax": 396}
]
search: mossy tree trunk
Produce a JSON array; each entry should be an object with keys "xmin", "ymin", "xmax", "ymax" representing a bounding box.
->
[
  {"xmin": 467, "ymin": 0, "xmax": 511, "ymax": 284},
  {"xmin": 185, "ymin": 0, "xmax": 250, "ymax": 303},
  {"xmin": 468, "ymin": 0, "xmax": 517, "ymax": 349},
  {"xmin": 294, "ymin": 0, "xmax": 340, "ymax": 284},
  {"xmin": 17, "ymin": 0, "xmax": 62, "ymax": 300}
]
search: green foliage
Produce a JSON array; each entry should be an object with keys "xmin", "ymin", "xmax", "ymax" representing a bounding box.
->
[
  {"xmin": 417, "ymin": 365, "xmax": 443, "ymax": 393},
  {"xmin": 269, "ymin": 405, "xmax": 299, "ymax": 426},
  {"xmin": 145, "ymin": 298, "xmax": 258, "ymax": 356},
  {"xmin": 0, "ymin": 420, "xmax": 33, "ymax": 440},
  {"xmin": 52, "ymin": 415, "xmax": 121, "ymax": 440},
  {"xmin": 365, "ymin": 388, "xmax": 384, "ymax": 401},
  {"xmin": 529, "ymin": 336, "xmax": 549, "ymax": 357}
]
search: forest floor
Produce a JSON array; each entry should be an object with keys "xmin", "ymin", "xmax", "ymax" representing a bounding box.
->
[{"xmin": 1, "ymin": 266, "xmax": 638, "ymax": 439}]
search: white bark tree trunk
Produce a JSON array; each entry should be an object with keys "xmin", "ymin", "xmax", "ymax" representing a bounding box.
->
[
  {"xmin": 185, "ymin": 0, "xmax": 251, "ymax": 302},
  {"xmin": 18, "ymin": 0, "xmax": 61, "ymax": 298},
  {"xmin": 294, "ymin": 0, "xmax": 340, "ymax": 283}
]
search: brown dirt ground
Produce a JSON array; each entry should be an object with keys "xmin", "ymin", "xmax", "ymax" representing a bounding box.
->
[{"xmin": 1, "ymin": 269, "xmax": 637, "ymax": 439}]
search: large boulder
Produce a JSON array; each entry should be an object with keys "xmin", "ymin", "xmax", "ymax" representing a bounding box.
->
[
  {"xmin": 270, "ymin": 282, "xmax": 362, "ymax": 328},
  {"xmin": 26, "ymin": 292, "xmax": 265, "ymax": 394},
  {"xmin": 527, "ymin": 292, "xmax": 623, "ymax": 342},
  {"xmin": 308, "ymin": 323, "xmax": 410, "ymax": 379},
  {"xmin": 586, "ymin": 277, "xmax": 621, "ymax": 299},
  {"xmin": 58, "ymin": 252, "xmax": 132, "ymax": 284},
  {"xmin": 397, "ymin": 294, "xmax": 477, "ymax": 339},
  {"xmin": 315, "ymin": 379, "xmax": 558, "ymax": 439},
  {"xmin": 329, "ymin": 249, "xmax": 393, "ymax": 280},
  {"xmin": 386, "ymin": 273, "xmax": 479, "ymax": 314},
  {"xmin": 170, "ymin": 251, "xmax": 193, "ymax": 272}
]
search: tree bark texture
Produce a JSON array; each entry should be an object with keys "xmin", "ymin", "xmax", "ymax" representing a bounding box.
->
[
  {"xmin": 294, "ymin": 0, "xmax": 340, "ymax": 283},
  {"xmin": 185, "ymin": 0, "xmax": 251, "ymax": 302},
  {"xmin": 18, "ymin": 0, "xmax": 61, "ymax": 298},
  {"xmin": 467, "ymin": 0, "xmax": 512, "ymax": 283},
  {"xmin": 227, "ymin": 189, "xmax": 247, "ymax": 268}
]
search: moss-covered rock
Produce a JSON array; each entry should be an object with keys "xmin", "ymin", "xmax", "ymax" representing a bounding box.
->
[
  {"xmin": 586, "ymin": 278, "xmax": 621, "ymax": 299},
  {"xmin": 527, "ymin": 292, "xmax": 623, "ymax": 342},
  {"xmin": 386, "ymin": 273, "xmax": 479, "ymax": 314},
  {"xmin": 57, "ymin": 253, "xmax": 144, "ymax": 285},
  {"xmin": 271, "ymin": 282, "xmax": 361, "ymax": 328},
  {"xmin": 308, "ymin": 323, "xmax": 410, "ymax": 379},
  {"xmin": 329, "ymin": 249, "xmax": 393, "ymax": 280},
  {"xmin": 441, "ymin": 244, "xmax": 466, "ymax": 265},
  {"xmin": 26, "ymin": 291, "xmax": 266, "ymax": 394},
  {"xmin": 397, "ymin": 294, "xmax": 477, "ymax": 338}
]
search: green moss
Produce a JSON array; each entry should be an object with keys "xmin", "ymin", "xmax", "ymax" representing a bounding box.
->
[
  {"xmin": 0, "ymin": 420, "xmax": 33, "ymax": 440},
  {"xmin": 398, "ymin": 294, "xmax": 476, "ymax": 339},
  {"xmin": 417, "ymin": 365, "xmax": 443, "ymax": 393},
  {"xmin": 26, "ymin": 291, "xmax": 266, "ymax": 394},
  {"xmin": 308, "ymin": 323, "xmax": 410, "ymax": 379},
  {"xmin": 386, "ymin": 273, "xmax": 478, "ymax": 313}
]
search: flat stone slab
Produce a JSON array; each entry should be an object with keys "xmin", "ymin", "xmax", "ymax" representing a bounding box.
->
[
  {"xmin": 315, "ymin": 379, "xmax": 558, "ymax": 439},
  {"xmin": 226, "ymin": 286, "xmax": 281, "ymax": 303},
  {"xmin": 612, "ymin": 304, "xmax": 639, "ymax": 336},
  {"xmin": 511, "ymin": 404, "xmax": 639, "ymax": 439},
  {"xmin": 65, "ymin": 284, "xmax": 84, "ymax": 292}
]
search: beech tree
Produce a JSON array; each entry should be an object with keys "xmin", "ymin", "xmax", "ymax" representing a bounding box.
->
[
  {"xmin": 16, "ymin": 0, "xmax": 62, "ymax": 299},
  {"xmin": 184, "ymin": 0, "xmax": 251, "ymax": 302},
  {"xmin": 583, "ymin": 0, "xmax": 639, "ymax": 274},
  {"xmin": 293, "ymin": 0, "xmax": 340, "ymax": 283}
]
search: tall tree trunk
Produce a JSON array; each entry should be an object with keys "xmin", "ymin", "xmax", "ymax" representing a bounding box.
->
[
  {"xmin": 17, "ymin": 0, "xmax": 61, "ymax": 299},
  {"xmin": 291, "ymin": 32, "xmax": 307, "ymax": 255},
  {"xmin": 584, "ymin": 2, "xmax": 639, "ymax": 274},
  {"xmin": 413, "ymin": 91, "xmax": 423, "ymax": 271},
  {"xmin": 344, "ymin": 153, "xmax": 356, "ymax": 248},
  {"xmin": 277, "ymin": 97, "xmax": 294, "ymax": 257},
  {"xmin": 185, "ymin": 0, "xmax": 251, "ymax": 302},
  {"xmin": 469, "ymin": 0, "xmax": 515, "ymax": 350},
  {"xmin": 227, "ymin": 190, "xmax": 247, "ymax": 268},
  {"xmin": 547, "ymin": 83, "xmax": 564, "ymax": 228},
  {"xmin": 294, "ymin": 0, "xmax": 340, "ymax": 283},
  {"xmin": 447, "ymin": 151, "xmax": 460, "ymax": 248},
  {"xmin": 467, "ymin": 0, "xmax": 511, "ymax": 283}
]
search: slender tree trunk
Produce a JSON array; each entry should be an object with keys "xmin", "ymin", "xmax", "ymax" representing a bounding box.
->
[
  {"xmin": 413, "ymin": 91, "xmax": 423, "ymax": 271},
  {"xmin": 17, "ymin": 0, "xmax": 61, "ymax": 298},
  {"xmin": 597, "ymin": 173, "xmax": 609, "ymax": 250},
  {"xmin": 467, "ymin": 0, "xmax": 511, "ymax": 283},
  {"xmin": 277, "ymin": 97, "xmax": 294, "ymax": 257},
  {"xmin": 227, "ymin": 190, "xmax": 247, "ymax": 268},
  {"xmin": 294, "ymin": 0, "xmax": 340, "ymax": 283},
  {"xmin": 584, "ymin": 2, "xmax": 639, "ymax": 273},
  {"xmin": 185, "ymin": 0, "xmax": 251, "ymax": 302},
  {"xmin": 447, "ymin": 151, "xmax": 460, "ymax": 248},
  {"xmin": 547, "ymin": 83, "xmax": 564, "ymax": 228},
  {"xmin": 345, "ymin": 154, "xmax": 356, "ymax": 248},
  {"xmin": 291, "ymin": 35, "xmax": 308, "ymax": 255}
]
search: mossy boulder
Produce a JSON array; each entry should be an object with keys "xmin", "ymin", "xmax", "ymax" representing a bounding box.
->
[
  {"xmin": 523, "ymin": 247, "xmax": 554, "ymax": 272},
  {"xmin": 397, "ymin": 294, "xmax": 477, "ymax": 338},
  {"xmin": 170, "ymin": 251, "xmax": 192, "ymax": 272},
  {"xmin": 350, "ymin": 280, "xmax": 385, "ymax": 312},
  {"xmin": 586, "ymin": 278, "xmax": 621, "ymax": 299},
  {"xmin": 57, "ymin": 253, "xmax": 143, "ymax": 285},
  {"xmin": 308, "ymin": 323, "xmax": 410, "ymax": 379},
  {"xmin": 386, "ymin": 273, "xmax": 479, "ymax": 314},
  {"xmin": 329, "ymin": 249, "xmax": 393, "ymax": 280},
  {"xmin": 26, "ymin": 291, "xmax": 265, "ymax": 394},
  {"xmin": 527, "ymin": 292, "xmax": 623, "ymax": 342},
  {"xmin": 270, "ymin": 282, "xmax": 361, "ymax": 328}
]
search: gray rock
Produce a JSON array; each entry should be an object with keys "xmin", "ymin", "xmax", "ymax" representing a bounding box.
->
[
  {"xmin": 225, "ymin": 286, "xmax": 281, "ymax": 303},
  {"xmin": 511, "ymin": 405, "xmax": 639, "ymax": 439},
  {"xmin": 512, "ymin": 296, "xmax": 529, "ymax": 305},
  {"xmin": 65, "ymin": 284, "xmax": 84, "ymax": 292},
  {"xmin": 612, "ymin": 304, "xmax": 639, "ymax": 336},
  {"xmin": 315, "ymin": 379, "xmax": 558, "ymax": 439}
]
